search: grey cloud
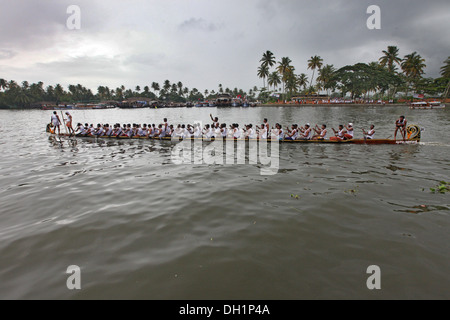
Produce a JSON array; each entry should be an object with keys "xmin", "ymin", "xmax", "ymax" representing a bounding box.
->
[
  {"xmin": 0, "ymin": 0, "xmax": 448, "ymax": 92},
  {"xmin": 179, "ymin": 18, "xmax": 221, "ymax": 32}
]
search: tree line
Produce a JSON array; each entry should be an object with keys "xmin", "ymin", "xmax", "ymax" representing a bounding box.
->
[
  {"xmin": 257, "ymin": 47, "xmax": 450, "ymax": 101},
  {"xmin": 0, "ymin": 79, "xmax": 257, "ymax": 109}
]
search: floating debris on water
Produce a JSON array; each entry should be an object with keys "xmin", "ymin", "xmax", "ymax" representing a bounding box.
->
[{"xmin": 430, "ymin": 181, "xmax": 449, "ymax": 194}]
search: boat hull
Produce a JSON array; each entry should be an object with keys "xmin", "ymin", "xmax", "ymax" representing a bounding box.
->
[{"xmin": 47, "ymin": 133, "xmax": 419, "ymax": 144}]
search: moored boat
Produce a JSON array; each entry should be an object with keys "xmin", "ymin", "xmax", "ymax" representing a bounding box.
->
[{"xmin": 410, "ymin": 101, "xmax": 445, "ymax": 109}]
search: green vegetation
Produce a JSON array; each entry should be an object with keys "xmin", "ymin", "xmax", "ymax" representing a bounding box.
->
[
  {"xmin": 257, "ymin": 46, "xmax": 450, "ymax": 103},
  {"xmin": 430, "ymin": 181, "xmax": 449, "ymax": 194},
  {"xmin": 0, "ymin": 78, "xmax": 253, "ymax": 109},
  {"xmin": 1, "ymin": 46, "xmax": 448, "ymax": 108}
]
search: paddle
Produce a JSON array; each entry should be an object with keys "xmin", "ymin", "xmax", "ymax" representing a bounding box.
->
[{"xmin": 60, "ymin": 111, "xmax": 68, "ymax": 135}]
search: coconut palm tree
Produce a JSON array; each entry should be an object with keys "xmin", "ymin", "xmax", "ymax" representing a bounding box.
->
[
  {"xmin": 440, "ymin": 56, "xmax": 450, "ymax": 78},
  {"xmin": 171, "ymin": 83, "xmax": 178, "ymax": 94},
  {"xmin": 151, "ymin": 82, "xmax": 160, "ymax": 94},
  {"xmin": 268, "ymin": 72, "xmax": 281, "ymax": 92},
  {"xmin": 257, "ymin": 65, "xmax": 269, "ymax": 90},
  {"xmin": 316, "ymin": 64, "xmax": 336, "ymax": 96},
  {"xmin": 379, "ymin": 46, "xmax": 402, "ymax": 73},
  {"xmin": 401, "ymin": 52, "xmax": 426, "ymax": 95},
  {"xmin": 177, "ymin": 81, "xmax": 183, "ymax": 95},
  {"xmin": 163, "ymin": 80, "xmax": 171, "ymax": 92},
  {"xmin": 0, "ymin": 78, "xmax": 7, "ymax": 91},
  {"xmin": 260, "ymin": 50, "xmax": 276, "ymax": 69},
  {"xmin": 285, "ymin": 70, "xmax": 299, "ymax": 96},
  {"xmin": 307, "ymin": 55, "xmax": 323, "ymax": 88},
  {"xmin": 276, "ymin": 57, "xmax": 293, "ymax": 94},
  {"xmin": 15, "ymin": 88, "xmax": 32, "ymax": 106},
  {"xmin": 402, "ymin": 52, "xmax": 426, "ymax": 79},
  {"xmin": 297, "ymin": 73, "xmax": 308, "ymax": 91}
]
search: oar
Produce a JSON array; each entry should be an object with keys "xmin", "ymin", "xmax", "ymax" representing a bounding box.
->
[{"xmin": 60, "ymin": 111, "xmax": 68, "ymax": 135}]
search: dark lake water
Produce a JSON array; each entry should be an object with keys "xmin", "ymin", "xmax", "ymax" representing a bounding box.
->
[{"xmin": 0, "ymin": 105, "xmax": 448, "ymax": 299}]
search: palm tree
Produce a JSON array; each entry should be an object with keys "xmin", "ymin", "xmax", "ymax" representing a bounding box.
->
[
  {"xmin": 297, "ymin": 73, "xmax": 308, "ymax": 91},
  {"xmin": 260, "ymin": 50, "xmax": 276, "ymax": 69},
  {"xmin": 401, "ymin": 52, "xmax": 426, "ymax": 95},
  {"xmin": 276, "ymin": 57, "xmax": 293, "ymax": 94},
  {"xmin": 440, "ymin": 56, "xmax": 450, "ymax": 79},
  {"xmin": 307, "ymin": 55, "xmax": 323, "ymax": 88},
  {"xmin": 177, "ymin": 81, "xmax": 183, "ymax": 95},
  {"xmin": 135, "ymin": 86, "xmax": 141, "ymax": 93},
  {"xmin": 15, "ymin": 88, "xmax": 32, "ymax": 106},
  {"xmin": 171, "ymin": 83, "xmax": 178, "ymax": 94},
  {"xmin": 257, "ymin": 65, "xmax": 269, "ymax": 90},
  {"xmin": 21, "ymin": 81, "xmax": 29, "ymax": 90},
  {"xmin": 163, "ymin": 80, "xmax": 171, "ymax": 92},
  {"xmin": 316, "ymin": 64, "xmax": 336, "ymax": 96},
  {"xmin": 151, "ymin": 82, "xmax": 160, "ymax": 94},
  {"xmin": 268, "ymin": 72, "xmax": 281, "ymax": 92},
  {"xmin": 54, "ymin": 84, "xmax": 65, "ymax": 103},
  {"xmin": 402, "ymin": 52, "xmax": 426, "ymax": 79},
  {"xmin": 285, "ymin": 70, "xmax": 299, "ymax": 96},
  {"xmin": 0, "ymin": 78, "xmax": 7, "ymax": 91},
  {"xmin": 379, "ymin": 46, "xmax": 402, "ymax": 73}
]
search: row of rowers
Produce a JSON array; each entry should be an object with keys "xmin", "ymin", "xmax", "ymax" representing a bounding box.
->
[{"xmin": 71, "ymin": 116, "xmax": 375, "ymax": 141}]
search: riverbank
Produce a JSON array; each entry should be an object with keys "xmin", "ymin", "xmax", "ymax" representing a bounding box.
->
[{"xmin": 261, "ymin": 103, "xmax": 407, "ymax": 107}]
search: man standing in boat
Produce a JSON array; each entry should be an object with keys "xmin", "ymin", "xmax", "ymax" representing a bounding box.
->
[
  {"xmin": 51, "ymin": 111, "xmax": 61, "ymax": 134},
  {"xmin": 65, "ymin": 111, "xmax": 74, "ymax": 135},
  {"xmin": 394, "ymin": 116, "xmax": 407, "ymax": 141}
]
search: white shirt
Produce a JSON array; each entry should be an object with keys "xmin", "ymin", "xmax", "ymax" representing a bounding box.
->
[
  {"xmin": 347, "ymin": 128, "xmax": 354, "ymax": 138},
  {"xmin": 204, "ymin": 128, "xmax": 214, "ymax": 139},
  {"xmin": 221, "ymin": 128, "xmax": 228, "ymax": 137},
  {"xmin": 233, "ymin": 128, "xmax": 241, "ymax": 139},
  {"xmin": 259, "ymin": 128, "xmax": 267, "ymax": 139},
  {"xmin": 194, "ymin": 127, "xmax": 202, "ymax": 138},
  {"xmin": 246, "ymin": 128, "xmax": 256, "ymax": 139}
]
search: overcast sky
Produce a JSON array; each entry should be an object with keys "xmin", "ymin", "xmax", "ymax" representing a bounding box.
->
[{"xmin": 1, "ymin": 0, "xmax": 449, "ymax": 93}]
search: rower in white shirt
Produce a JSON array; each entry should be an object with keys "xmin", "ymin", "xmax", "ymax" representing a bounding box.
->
[
  {"xmin": 233, "ymin": 124, "xmax": 241, "ymax": 139},
  {"xmin": 244, "ymin": 124, "xmax": 256, "ymax": 139},
  {"xmin": 362, "ymin": 125, "xmax": 375, "ymax": 140},
  {"xmin": 257, "ymin": 123, "xmax": 267, "ymax": 139},
  {"xmin": 312, "ymin": 124, "xmax": 327, "ymax": 140}
]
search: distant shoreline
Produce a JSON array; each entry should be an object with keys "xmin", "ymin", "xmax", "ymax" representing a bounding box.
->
[{"xmin": 260, "ymin": 103, "xmax": 410, "ymax": 107}]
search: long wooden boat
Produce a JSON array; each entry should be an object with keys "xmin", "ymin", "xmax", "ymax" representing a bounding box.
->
[
  {"xmin": 410, "ymin": 101, "xmax": 445, "ymax": 109},
  {"xmin": 46, "ymin": 124, "xmax": 421, "ymax": 145}
]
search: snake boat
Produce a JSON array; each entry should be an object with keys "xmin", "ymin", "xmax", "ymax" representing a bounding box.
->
[{"xmin": 46, "ymin": 124, "xmax": 421, "ymax": 144}]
